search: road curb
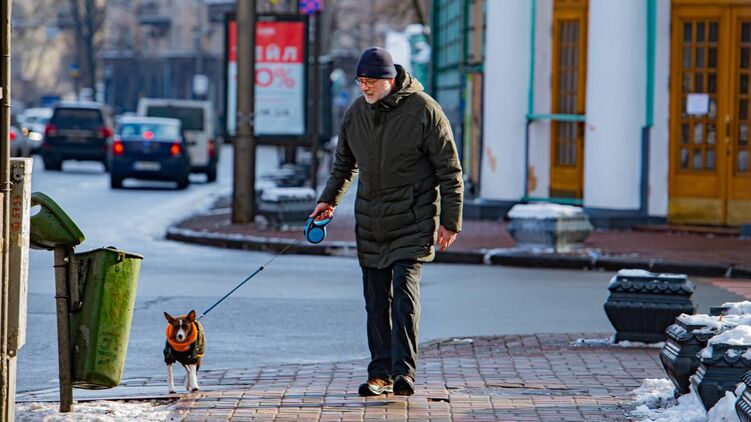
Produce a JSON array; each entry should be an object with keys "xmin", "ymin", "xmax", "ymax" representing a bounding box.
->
[{"xmin": 166, "ymin": 227, "xmax": 751, "ymax": 279}]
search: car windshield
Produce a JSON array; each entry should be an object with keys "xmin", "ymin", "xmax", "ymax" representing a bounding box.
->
[
  {"xmin": 118, "ymin": 123, "xmax": 180, "ymax": 140},
  {"xmin": 145, "ymin": 106, "xmax": 204, "ymax": 131},
  {"xmin": 51, "ymin": 108, "xmax": 104, "ymax": 129},
  {"xmin": 25, "ymin": 116, "xmax": 49, "ymax": 125}
]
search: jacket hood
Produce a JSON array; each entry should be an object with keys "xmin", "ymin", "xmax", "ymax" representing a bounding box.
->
[{"xmin": 372, "ymin": 64, "xmax": 423, "ymax": 110}]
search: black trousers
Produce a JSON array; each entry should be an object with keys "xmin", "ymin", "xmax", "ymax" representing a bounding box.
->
[{"xmin": 361, "ymin": 260, "xmax": 422, "ymax": 381}]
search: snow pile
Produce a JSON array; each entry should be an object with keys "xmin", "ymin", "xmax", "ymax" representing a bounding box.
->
[
  {"xmin": 629, "ymin": 380, "xmax": 706, "ymax": 422},
  {"xmin": 708, "ymin": 325, "xmax": 751, "ymax": 347},
  {"xmin": 630, "ymin": 378, "xmax": 676, "ymax": 408},
  {"xmin": 615, "ymin": 340, "xmax": 665, "ymax": 349},
  {"xmin": 507, "ymin": 203, "xmax": 583, "ymax": 219},
  {"xmin": 678, "ymin": 314, "xmax": 727, "ymax": 334},
  {"xmin": 608, "ymin": 269, "xmax": 687, "ymax": 287},
  {"xmin": 724, "ymin": 315, "xmax": 751, "ymax": 327},
  {"xmin": 720, "ymin": 301, "xmax": 751, "ymax": 316},
  {"xmin": 706, "ymin": 391, "xmax": 741, "ymax": 422},
  {"xmin": 15, "ymin": 400, "xmax": 176, "ymax": 421},
  {"xmin": 698, "ymin": 326, "xmax": 751, "ymax": 359},
  {"xmin": 572, "ymin": 336, "xmax": 664, "ymax": 348},
  {"xmin": 679, "ymin": 313, "xmax": 721, "ymax": 326}
]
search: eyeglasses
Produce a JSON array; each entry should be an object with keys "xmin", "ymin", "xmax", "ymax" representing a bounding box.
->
[{"xmin": 355, "ymin": 77, "xmax": 380, "ymax": 87}]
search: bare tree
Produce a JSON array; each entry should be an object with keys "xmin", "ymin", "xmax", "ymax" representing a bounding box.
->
[
  {"xmin": 10, "ymin": 0, "xmax": 66, "ymax": 105},
  {"xmin": 66, "ymin": 0, "xmax": 106, "ymax": 99}
]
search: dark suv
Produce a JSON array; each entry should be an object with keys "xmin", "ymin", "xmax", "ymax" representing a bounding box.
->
[{"xmin": 42, "ymin": 102, "xmax": 114, "ymax": 171}]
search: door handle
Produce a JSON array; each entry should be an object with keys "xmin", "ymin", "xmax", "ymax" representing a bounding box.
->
[{"xmin": 725, "ymin": 115, "xmax": 732, "ymax": 143}]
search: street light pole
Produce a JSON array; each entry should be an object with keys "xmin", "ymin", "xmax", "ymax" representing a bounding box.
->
[
  {"xmin": 233, "ymin": 0, "xmax": 256, "ymax": 224},
  {"xmin": 0, "ymin": 0, "xmax": 12, "ymax": 420}
]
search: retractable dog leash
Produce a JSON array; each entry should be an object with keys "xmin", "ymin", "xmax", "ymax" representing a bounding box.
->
[{"xmin": 198, "ymin": 216, "xmax": 333, "ymax": 320}]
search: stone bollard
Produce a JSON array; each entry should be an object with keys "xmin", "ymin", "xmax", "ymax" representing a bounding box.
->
[
  {"xmin": 692, "ymin": 325, "xmax": 751, "ymax": 411},
  {"xmin": 506, "ymin": 203, "xmax": 592, "ymax": 252},
  {"xmin": 604, "ymin": 269, "xmax": 696, "ymax": 343}
]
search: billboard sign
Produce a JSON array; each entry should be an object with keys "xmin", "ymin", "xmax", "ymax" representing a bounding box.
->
[{"xmin": 226, "ymin": 15, "xmax": 308, "ymax": 139}]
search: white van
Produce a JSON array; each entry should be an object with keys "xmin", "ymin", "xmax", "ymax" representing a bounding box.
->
[{"xmin": 136, "ymin": 98, "xmax": 218, "ymax": 182}]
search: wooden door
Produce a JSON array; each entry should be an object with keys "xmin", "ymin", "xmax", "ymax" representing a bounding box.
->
[
  {"xmin": 670, "ymin": 3, "xmax": 751, "ymax": 225},
  {"xmin": 727, "ymin": 8, "xmax": 751, "ymax": 225},
  {"xmin": 550, "ymin": 0, "xmax": 588, "ymax": 199}
]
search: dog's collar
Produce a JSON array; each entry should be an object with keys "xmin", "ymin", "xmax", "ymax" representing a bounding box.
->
[{"xmin": 166, "ymin": 321, "xmax": 198, "ymax": 352}]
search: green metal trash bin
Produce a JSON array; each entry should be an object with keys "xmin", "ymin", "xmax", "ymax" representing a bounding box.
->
[{"xmin": 69, "ymin": 246, "xmax": 144, "ymax": 389}]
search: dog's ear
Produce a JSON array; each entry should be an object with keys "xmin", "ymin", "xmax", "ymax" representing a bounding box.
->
[
  {"xmin": 164, "ymin": 312, "xmax": 176, "ymax": 324},
  {"xmin": 187, "ymin": 310, "xmax": 196, "ymax": 322}
]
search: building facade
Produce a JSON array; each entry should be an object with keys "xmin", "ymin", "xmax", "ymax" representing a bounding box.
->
[
  {"xmin": 431, "ymin": 0, "xmax": 485, "ymax": 201},
  {"xmin": 475, "ymin": 0, "xmax": 751, "ymax": 227},
  {"xmin": 101, "ymin": 0, "xmax": 227, "ymax": 114}
]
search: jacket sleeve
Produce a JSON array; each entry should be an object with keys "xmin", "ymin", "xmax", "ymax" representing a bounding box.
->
[
  {"xmin": 424, "ymin": 107, "xmax": 464, "ymax": 233},
  {"xmin": 318, "ymin": 120, "xmax": 358, "ymax": 206}
]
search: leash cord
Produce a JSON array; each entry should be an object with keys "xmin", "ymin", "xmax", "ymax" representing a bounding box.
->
[{"xmin": 198, "ymin": 234, "xmax": 302, "ymax": 320}]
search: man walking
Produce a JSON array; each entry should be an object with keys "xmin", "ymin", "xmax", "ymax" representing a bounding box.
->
[{"xmin": 310, "ymin": 47, "xmax": 463, "ymax": 396}]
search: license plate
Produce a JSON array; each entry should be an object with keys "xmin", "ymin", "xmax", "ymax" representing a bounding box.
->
[
  {"xmin": 67, "ymin": 135, "xmax": 89, "ymax": 143},
  {"xmin": 133, "ymin": 161, "xmax": 161, "ymax": 171}
]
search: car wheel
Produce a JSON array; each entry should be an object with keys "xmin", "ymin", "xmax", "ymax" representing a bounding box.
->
[
  {"xmin": 176, "ymin": 175, "xmax": 190, "ymax": 190},
  {"xmin": 43, "ymin": 158, "xmax": 62, "ymax": 171},
  {"xmin": 206, "ymin": 166, "xmax": 217, "ymax": 183},
  {"xmin": 102, "ymin": 160, "xmax": 110, "ymax": 173},
  {"xmin": 110, "ymin": 176, "xmax": 123, "ymax": 189}
]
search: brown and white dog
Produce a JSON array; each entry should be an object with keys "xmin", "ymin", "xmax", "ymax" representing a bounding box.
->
[{"xmin": 164, "ymin": 310, "xmax": 205, "ymax": 393}]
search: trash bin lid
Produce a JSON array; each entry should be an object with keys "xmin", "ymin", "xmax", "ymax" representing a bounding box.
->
[{"xmin": 29, "ymin": 192, "xmax": 85, "ymax": 250}]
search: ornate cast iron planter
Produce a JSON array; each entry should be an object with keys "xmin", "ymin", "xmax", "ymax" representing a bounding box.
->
[
  {"xmin": 506, "ymin": 203, "xmax": 592, "ymax": 252},
  {"xmin": 660, "ymin": 314, "xmax": 728, "ymax": 395},
  {"xmin": 604, "ymin": 270, "xmax": 696, "ymax": 343},
  {"xmin": 692, "ymin": 333, "xmax": 751, "ymax": 411},
  {"xmin": 735, "ymin": 370, "xmax": 751, "ymax": 422}
]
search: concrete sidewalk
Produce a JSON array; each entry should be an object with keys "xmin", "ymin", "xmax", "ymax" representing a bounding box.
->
[
  {"xmin": 167, "ymin": 195, "xmax": 751, "ymax": 279},
  {"xmin": 165, "ymin": 333, "xmax": 662, "ymax": 421}
]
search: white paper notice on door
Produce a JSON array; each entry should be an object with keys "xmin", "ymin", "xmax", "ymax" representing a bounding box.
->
[{"xmin": 686, "ymin": 93, "xmax": 710, "ymax": 115}]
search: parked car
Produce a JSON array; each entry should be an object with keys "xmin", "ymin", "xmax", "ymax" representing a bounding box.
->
[
  {"xmin": 42, "ymin": 101, "xmax": 114, "ymax": 171},
  {"xmin": 109, "ymin": 116, "xmax": 191, "ymax": 189},
  {"xmin": 18, "ymin": 107, "xmax": 52, "ymax": 153},
  {"xmin": 136, "ymin": 98, "xmax": 218, "ymax": 182},
  {"xmin": 10, "ymin": 114, "xmax": 31, "ymax": 157}
]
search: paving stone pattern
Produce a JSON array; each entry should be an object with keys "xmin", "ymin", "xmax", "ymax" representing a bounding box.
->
[{"xmin": 170, "ymin": 333, "xmax": 664, "ymax": 421}]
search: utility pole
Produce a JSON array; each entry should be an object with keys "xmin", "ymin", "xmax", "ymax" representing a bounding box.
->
[
  {"xmin": 0, "ymin": 0, "xmax": 12, "ymax": 419},
  {"xmin": 309, "ymin": 11, "xmax": 321, "ymax": 190},
  {"xmin": 233, "ymin": 0, "xmax": 256, "ymax": 224}
]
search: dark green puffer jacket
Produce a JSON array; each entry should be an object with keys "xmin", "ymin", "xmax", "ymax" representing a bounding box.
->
[{"xmin": 319, "ymin": 65, "xmax": 463, "ymax": 269}]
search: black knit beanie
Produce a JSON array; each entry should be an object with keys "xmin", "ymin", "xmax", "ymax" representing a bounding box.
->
[{"xmin": 355, "ymin": 47, "xmax": 397, "ymax": 79}]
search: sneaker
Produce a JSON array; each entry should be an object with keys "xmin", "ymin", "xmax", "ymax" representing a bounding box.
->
[
  {"xmin": 393, "ymin": 375, "xmax": 415, "ymax": 396},
  {"xmin": 358, "ymin": 377, "xmax": 393, "ymax": 396}
]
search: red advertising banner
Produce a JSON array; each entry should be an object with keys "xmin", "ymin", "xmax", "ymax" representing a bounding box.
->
[{"xmin": 226, "ymin": 16, "xmax": 307, "ymax": 138}]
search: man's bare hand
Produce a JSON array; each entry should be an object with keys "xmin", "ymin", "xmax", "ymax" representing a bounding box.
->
[
  {"xmin": 436, "ymin": 226, "xmax": 457, "ymax": 251},
  {"xmin": 310, "ymin": 202, "xmax": 336, "ymax": 221}
]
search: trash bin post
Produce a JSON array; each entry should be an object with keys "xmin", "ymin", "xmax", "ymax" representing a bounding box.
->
[{"xmin": 53, "ymin": 247, "xmax": 74, "ymax": 413}]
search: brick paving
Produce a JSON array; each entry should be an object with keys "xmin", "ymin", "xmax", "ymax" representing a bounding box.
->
[{"xmin": 169, "ymin": 333, "xmax": 664, "ymax": 421}]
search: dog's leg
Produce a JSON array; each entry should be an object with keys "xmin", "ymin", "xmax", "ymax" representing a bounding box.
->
[
  {"xmin": 186, "ymin": 364, "xmax": 200, "ymax": 392},
  {"xmin": 183, "ymin": 365, "xmax": 191, "ymax": 392},
  {"xmin": 166, "ymin": 364, "xmax": 176, "ymax": 394}
]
